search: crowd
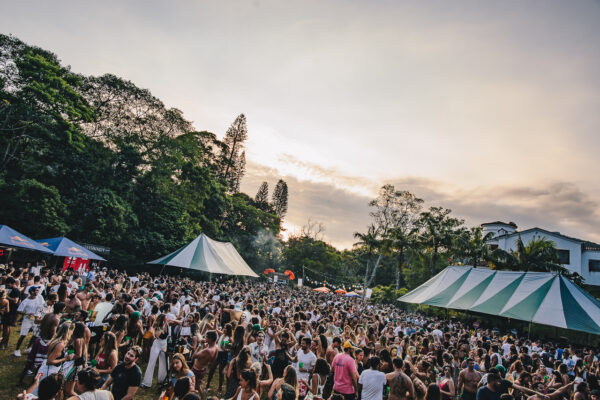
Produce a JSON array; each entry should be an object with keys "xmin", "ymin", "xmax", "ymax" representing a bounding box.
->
[{"xmin": 0, "ymin": 261, "xmax": 599, "ymax": 400}]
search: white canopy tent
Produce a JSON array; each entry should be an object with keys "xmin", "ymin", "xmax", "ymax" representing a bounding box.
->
[{"xmin": 148, "ymin": 233, "xmax": 258, "ymax": 277}]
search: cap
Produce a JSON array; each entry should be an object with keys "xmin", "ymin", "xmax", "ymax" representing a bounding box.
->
[
  {"xmin": 343, "ymin": 340, "xmax": 359, "ymax": 349},
  {"xmin": 28, "ymin": 286, "xmax": 39, "ymax": 293}
]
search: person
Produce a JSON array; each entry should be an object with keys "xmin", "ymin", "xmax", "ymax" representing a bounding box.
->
[
  {"xmin": 477, "ymin": 373, "xmax": 502, "ymax": 400},
  {"xmin": 305, "ymin": 358, "xmax": 329, "ymax": 400},
  {"xmin": 279, "ymin": 383, "xmax": 298, "ymax": 400},
  {"xmin": 332, "ymin": 341, "xmax": 360, "ymax": 400},
  {"xmin": 67, "ymin": 368, "xmax": 113, "ymax": 400},
  {"xmin": 38, "ymin": 321, "xmax": 75, "ymax": 377},
  {"xmin": 173, "ymin": 377, "xmax": 195, "ymax": 400},
  {"xmin": 95, "ymin": 331, "xmax": 119, "ymax": 386},
  {"xmin": 296, "ymin": 337, "xmax": 317, "ymax": 399},
  {"xmin": 191, "ymin": 330, "xmax": 218, "ymax": 391},
  {"xmin": 269, "ymin": 365, "xmax": 299, "ymax": 400},
  {"xmin": 459, "ymin": 358, "xmax": 482, "ymax": 400},
  {"xmin": 227, "ymin": 369, "xmax": 259, "ymax": 400},
  {"xmin": 387, "ymin": 358, "xmax": 414, "ymax": 400},
  {"xmin": 17, "ymin": 372, "xmax": 65, "ymax": 400},
  {"xmin": 141, "ymin": 313, "xmax": 169, "ymax": 388},
  {"xmin": 249, "ymin": 330, "xmax": 269, "ymax": 366},
  {"xmin": 171, "ymin": 353, "xmax": 196, "ymax": 391},
  {"xmin": 14, "ymin": 286, "xmax": 41, "ymax": 357},
  {"xmin": 426, "ymin": 384, "xmax": 442, "ymax": 400},
  {"xmin": 358, "ymin": 356, "xmax": 387, "ymax": 400},
  {"xmin": 1, "ymin": 276, "xmax": 21, "ymax": 349},
  {"xmin": 101, "ymin": 345, "xmax": 142, "ymax": 400},
  {"xmin": 438, "ymin": 365, "xmax": 455, "ymax": 400}
]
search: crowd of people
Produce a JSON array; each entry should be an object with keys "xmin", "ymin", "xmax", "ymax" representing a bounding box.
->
[{"xmin": 1, "ymin": 261, "xmax": 599, "ymax": 400}]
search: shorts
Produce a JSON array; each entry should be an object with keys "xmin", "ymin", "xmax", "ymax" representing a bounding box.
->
[
  {"xmin": 5, "ymin": 313, "xmax": 17, "ymax": 327},
  {"xmin": 333, "ymin": 390, "xmax": 356, "ymax": 400},
  {"xmin": 462, "ymin": 391, "xmax": 477, "ymax": 400},
  {"xmin": 192, "ymin": 367, "xmax": 208, "ymax": 390},
  {"xmin": 20, "ymin": 317, "xmax": 35, "ymax": 336}
]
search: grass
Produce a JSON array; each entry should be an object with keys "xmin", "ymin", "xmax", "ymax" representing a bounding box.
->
[{"xmin": 0, "ymin": 329, "xmax": 223, "ymax": 400}]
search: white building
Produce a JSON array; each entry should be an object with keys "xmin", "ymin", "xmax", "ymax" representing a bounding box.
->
[{"xmin": 482, "ymin": 221, "xmax": 600, "ymax": 286}]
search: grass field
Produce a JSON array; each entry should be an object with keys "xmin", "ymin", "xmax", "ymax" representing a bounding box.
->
[{"xmin": 0, "ymin": 329, "xmax": 222, "ymax": 400}]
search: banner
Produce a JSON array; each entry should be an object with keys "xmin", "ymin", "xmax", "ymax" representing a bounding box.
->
[
  {"xmin": 298, "ymin": 278, "xmax": 303, "ymax": 287},
  {"xmin": 63, "ymin": 257, "xmax": 90, "ymax": 273}
]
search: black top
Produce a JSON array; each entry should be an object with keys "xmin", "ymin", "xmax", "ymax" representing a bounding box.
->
[
  {"xmin": 476, "ymin": 387, "xmax": 500, "ymax": 400},
  {"xmin": 110, "ymin": 362, "xmax": 142, "ymax": 400}
]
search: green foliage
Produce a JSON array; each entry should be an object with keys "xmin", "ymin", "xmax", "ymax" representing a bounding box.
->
[
  {"xmin": 0, "ymin": 34, "xmax": 281, "ymax": 270},
  {"xmin": 370, "ymin": 284, "xmax": 408, "ymax": 304},
  {"xmin": 282, "ymin": 236, "xmax": 343, "ymax": 277}
]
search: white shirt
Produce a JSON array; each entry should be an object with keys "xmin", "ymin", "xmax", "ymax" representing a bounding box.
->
[
  {"xmin": 296, "ymin": 349, "xmax": 317, "ymax": 381},
  {"xmin": 18, "ymin": 297, "xmax": 40, "ymax": 315},
  {"xmin": 359, "ymin": 369, "xmax": 387, "ymax": 400},
  {"xmin": 249, "ymin": 342, "xmax": 269, "ymax": 365}
]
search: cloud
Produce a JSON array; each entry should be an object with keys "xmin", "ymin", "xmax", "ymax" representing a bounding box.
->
[{"xmin": 242, "ymin": 159, "xmax": 600, "ymax": 249}]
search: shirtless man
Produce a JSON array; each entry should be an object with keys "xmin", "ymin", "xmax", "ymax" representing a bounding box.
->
[
  {"xmin": 76, "ymin": 283, "xmax": 100, "ymax": 311},
  {"xmin": 458, "ymin": 358, "xmax": 482, "ymax": 400},
  {"xmin": 326, "ymin": 337, "xmax": 342, "ymax": 365},
  {"xmin": 386, "ymin": 358, "xmax": 415, "ymax": 400},
  {"xmin": 192, "ymin": 330, "xmax": 219, "ymax": 391}
]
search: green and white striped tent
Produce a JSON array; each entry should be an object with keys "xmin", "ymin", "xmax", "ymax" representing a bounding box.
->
[
  {"xmin": 148, "ymin": 233, "xmax": 258, "ymax": 277},
  {"xmin": 398, "ymin": 266, "xmax": 600, "ymax": 335}
]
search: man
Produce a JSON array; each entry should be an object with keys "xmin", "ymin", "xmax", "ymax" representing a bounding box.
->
[
  {"xmin": 327, "ymin": 337, "xmax": 342, "ymax": 365},
  {"xmin": 459, "ymin": 358, "xmax": 482, "ymax": 400},
  {"xmin": 76, "ymin": 282, "xmax": 100, "ymax": 311},
  {"xmin": 249, "ymin": 331, "xmax": 269, "ymax": 366},
  {"xmin": 332, "ymin": 341, "xmax": 360, "ymax": 400},
  {"xmin": 102, "ymin": 345, "xmax": 143, "ymax": 400},
  {"xmin": 359, "ymin": 356, "xmax": 387, "ymax": 400},
  {"xmin": 296, "ymin": 336, "xmax": 317, "ymax": 399},
  {"xmin": 476, "ymin": 373, "xmax": 502, "ymax": 400},
  {"xmin": 14, "ymin": 286, "xmax": 41, "ymax": 357},
  {"xmin": 192, "ymin": 330, "xmax": 218, "ymax": 391},
  {"xmin": 386, "ymin": 358, "xmax": 414, "ymax": 400}
]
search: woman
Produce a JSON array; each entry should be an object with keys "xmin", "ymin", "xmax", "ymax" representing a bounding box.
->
[
  {"xmin": 95, "ymin": 332, "xmax": 118, "ymax": 386},
  {"xmin": 228, "ymin": 369, "xmax": 259, "ymax": 400},
  {"xmin": 438, "ymin": 366, "xmax": 455, "ymax": 400},
  {"xmin": 67, "ymin": 368, "xmax": 113, "ymax": 400},
  {"xmin": 230, "ymin": 325, "xmax": 246, "ymax": 360},
  {"xmin": 253, "ymin": 361, "xmax": 274, "ymax": 397},
  {"xmin": 226, "ymin": 347, "xmax": 252, "ymax": 399},
  {"xmin": 379, "ymin": 349, "xmax": 393, "ymax": 374},
  {"xmin": 111, "ymin": 315, "xmax": 128, "ymax": 349},
  {"xmin": 142, "ymin": 304, "xmax": 158, "ymax": 362},
  {"xmin": 126, "ymin": 311, "xmax": 143, "ymax": 347},
  {"xmin": 306, "ymin": 358, "xmax": 329, "ymax": 400},
  {"xmin": 64, "ymin": 322, "xmax": 87, "ymax": 396},
  {"xmin": 170, "ymin": 353, "xmax": 196, "ymax": 391},
  {"xmin": 38, "ymin": 321, "xmax": 75, "ymax": 377},
  {"xmin": 509, "ymin": 360, "xmax": 524, "ymax": 380},
  {"xmin": 142, "ymin": 313, "xmax": 170, "ymax": 388},
  {"xmin": 269, "ymin": 365, "xmax": 298, "ymax": 400},
  {"xmin": 199, "ymin": 313, "xmax": 216, "ymax": 336}
]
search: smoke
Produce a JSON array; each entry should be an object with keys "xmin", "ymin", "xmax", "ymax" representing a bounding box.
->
[{"xmin": 252, "ymin": 229, "xmax": 283, "ymax": 268}]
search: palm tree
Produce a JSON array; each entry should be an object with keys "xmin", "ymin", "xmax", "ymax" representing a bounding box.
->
[
  {"xmin": 454, "ymin": 227, "xmax": 495, "ymax": 267},
  {"xmin": 354, "ymin": 224, "xmax": 386, "ymax": 300}
]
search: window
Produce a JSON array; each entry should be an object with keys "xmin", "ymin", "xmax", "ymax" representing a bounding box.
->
[
  {"xmin": 590, "ymin": 260, "xmax": 600, "ymax": 272},
  {"xmin": 489, "ymin": 244, "xmax": 498, "ymax": 250},
  {"xmin": 557, "ymin": 249, "xmax": 570, "ymax": 265}
]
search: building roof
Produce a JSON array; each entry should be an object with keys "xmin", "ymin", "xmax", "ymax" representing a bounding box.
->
[
  {"xmin": 495, "ymin": 227, "xmax": 600, "ymax": 251},
  {"xmin": 481, "ymin": 221, "xmax": 518, "ymax": 228}
]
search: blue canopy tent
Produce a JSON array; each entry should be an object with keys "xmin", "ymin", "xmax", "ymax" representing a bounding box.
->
[
  {"xmin": 0, "ymin": 225, "xmax": 54, "ymax": 254},
  {"xmin": 36, "ymin": 237, "xmax": 106, "ymax": 261}
]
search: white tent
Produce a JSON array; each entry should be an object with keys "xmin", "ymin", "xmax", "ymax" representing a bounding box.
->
[{"xmin": 148, "ymin": 233, "xmax": 258, "ymax": 277}]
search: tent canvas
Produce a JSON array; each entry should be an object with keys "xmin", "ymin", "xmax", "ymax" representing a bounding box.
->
[
  {"xmin": 37, "ymin": 237, "xmax": 106, "ymax": 261},
  {"xmin": 148, "ymin": 233, "xmax": 258, "ymax": 277},
  {"xmin": 399, "ymin": 266, "xmax": 600, "ymax": 335},
  {"xmin": 0, "ymin": 225, "xmax": 53, "ymax": 254}
]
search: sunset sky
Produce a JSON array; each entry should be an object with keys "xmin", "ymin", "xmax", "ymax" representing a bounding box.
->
[{"xmin": 3, "ymin": 1, "xmax": 600, "ymax": 248}]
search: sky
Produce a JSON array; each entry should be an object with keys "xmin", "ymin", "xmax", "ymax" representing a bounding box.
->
[{"xmin": 2, "ymin": 1, "xmax": 600, "ymax": 248}]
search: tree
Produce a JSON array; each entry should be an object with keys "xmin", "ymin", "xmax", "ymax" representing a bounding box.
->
[
  {"xmin": 491, "ymin": 236, "xmax": 584, "ymax": 285},
  {"xmin": 300, "ymin": 218, "xmax": 326, "ymax": 241},
  {"xmin": 454, "ymin": 227, "xmax": 495, "ymax": 268},
  {"xmin": 272, "ymin": 179, "xmax": 288, "ymax": 219},
  {"xmin": 255, "ymin": 182, "xmax": 269, "ymax": 204},
  {"xmin": 219, "ymin": 114, "xmax": 248, "ymax": 192},
  {"xmin": 416, "ymin": 206, "xmax": 464, "ymax": 275},
  {"xmin": 354, "ymin": 224, "xmax": 385, "ymax": 300}
]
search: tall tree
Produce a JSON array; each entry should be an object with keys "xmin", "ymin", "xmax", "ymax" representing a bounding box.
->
[
  {"xmin": 255, "ymin": 182, "xmax": 269, "ymax": 204},
  {"xmin": 219, "ymin": 114, "xmax": 248, "ymax": 192},
  {"xmin": 272, "ymin": 179, "xmax": 288, "ymax": 219}
]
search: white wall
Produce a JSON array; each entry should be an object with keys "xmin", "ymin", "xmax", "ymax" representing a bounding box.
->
[
  {"xmin": 496, "ymin": 230, "xmax": 582, "ymax": 276},
  {"xmin": 582, "ymin": 250, "xmax": 600, "ymax": 286}
]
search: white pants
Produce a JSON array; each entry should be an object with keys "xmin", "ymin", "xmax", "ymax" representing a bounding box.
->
[
  {"xmin": 142, "ymin": 337, "xmax": 168, "ymax": 387},
  {"xmin": 20, "ymin": 317, "xmax": 35, "ymax": 336}
]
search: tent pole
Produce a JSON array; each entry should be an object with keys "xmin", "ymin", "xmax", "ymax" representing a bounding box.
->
[
  {"xmin": 159, "ymin": 264, "xmax": 166, "ymax": 276},
  {"xmin": 528, "ymin": 321, "xmax": 532, "ymax": 339}
]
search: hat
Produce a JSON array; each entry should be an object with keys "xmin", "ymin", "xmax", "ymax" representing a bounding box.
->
[
  {"xmin": 343, "ymin": 340, "xmax": 359, "ymax": 349},
  {"xmin": 28, "ymin": 286, "xmax": 39, "ymax": 293},
  {"xmin": 150, "ymin": 297, "xmax": 159, "ymax": 304}
]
